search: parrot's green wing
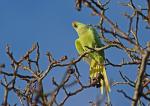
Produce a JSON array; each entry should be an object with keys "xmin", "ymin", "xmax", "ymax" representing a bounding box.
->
[
  {"xmin": 75, "ymin": 39, "xmax": 91, "ymax": 64},
  {"xmin": 75, "ymin": 39, "xmax": 84, "ymax": 54}
]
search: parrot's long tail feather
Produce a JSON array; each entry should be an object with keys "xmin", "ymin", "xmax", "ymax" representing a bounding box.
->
[
  {"xmin": 102, "ymin": 66, "xmax": 111, "ymax": 93},
  {"xmin": 90, "ymin": 60, "xmax": 110, "ymax": 94}
]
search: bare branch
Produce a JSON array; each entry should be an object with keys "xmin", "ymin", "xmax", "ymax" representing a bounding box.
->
[{"xmin": 132, "ymin": 44, "xmax": 150, "ymax": 106}]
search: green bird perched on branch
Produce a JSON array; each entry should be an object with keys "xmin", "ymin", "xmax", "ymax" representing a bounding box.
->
[{"xmin": 72, "ymin": 21, "xmax": 110, "ymax": 95}]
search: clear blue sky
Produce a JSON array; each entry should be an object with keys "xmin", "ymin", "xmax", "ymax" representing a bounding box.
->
[{"xmin": 0, "ymin": 0, "xmax": 149, "ymax": 106}]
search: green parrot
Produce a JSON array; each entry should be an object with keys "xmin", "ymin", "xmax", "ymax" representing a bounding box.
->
[{"xmin": 72, "ymin": 21, "xmax": 110, "ymax": 94}]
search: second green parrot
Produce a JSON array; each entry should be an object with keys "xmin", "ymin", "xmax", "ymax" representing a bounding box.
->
[{"xmin": 72, "ymin": 21, "xmax": 110, "ymax": 94}]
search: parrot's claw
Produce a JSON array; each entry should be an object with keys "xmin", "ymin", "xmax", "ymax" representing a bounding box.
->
[
  {"xmin": 90, "ymin": 77, "xmax": 101, "ymax": 88},
  {"xmin": 90, "ymin": 72, "xmax": 104, "ymax": 88}
]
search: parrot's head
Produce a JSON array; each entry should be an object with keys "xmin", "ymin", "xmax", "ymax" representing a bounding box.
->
[{"xmin": 72, "ymin": 21, "xmax": 90, "ymax": 36}]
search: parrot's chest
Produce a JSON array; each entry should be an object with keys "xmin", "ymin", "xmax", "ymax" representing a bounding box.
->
[{"xmin": 79, "ymin": 34, "xmax": 96, "ymax": 49}]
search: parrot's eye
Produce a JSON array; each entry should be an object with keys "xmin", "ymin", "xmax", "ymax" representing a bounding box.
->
[{"xmin": 73, "ymin": 23, "xmax": 78, "ymax": 28}]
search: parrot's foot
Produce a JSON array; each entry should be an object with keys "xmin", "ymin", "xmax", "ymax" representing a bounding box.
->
[
  {"xmin": 90, "ymin": 73, "xmax": 104, "ymax": 88},
  {"xmin": 90, "ymin": 77, "xmax": 99, "ymax": 87}
]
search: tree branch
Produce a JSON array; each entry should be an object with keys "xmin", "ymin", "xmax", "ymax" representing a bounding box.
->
[{"xmin": 132, "ymin": 46, "xmax": 150, "ymax": 106}]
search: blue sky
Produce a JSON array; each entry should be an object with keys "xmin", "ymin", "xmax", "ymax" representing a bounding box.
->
[{"xmin": 0, "ymin": 0, "xmax": 149, "ymax": 106}]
